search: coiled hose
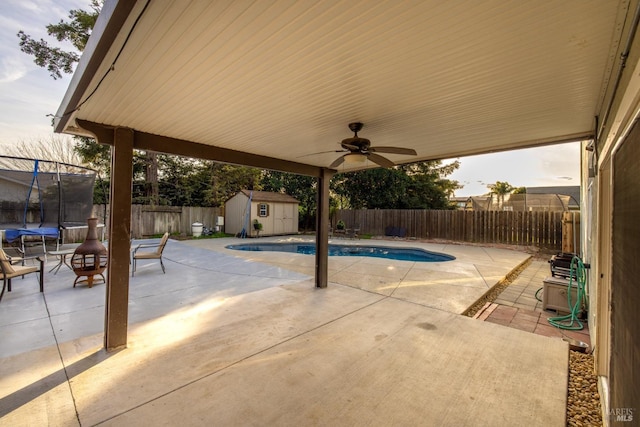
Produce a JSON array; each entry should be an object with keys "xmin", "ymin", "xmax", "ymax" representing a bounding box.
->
[{"xmin": 545, "ymin": 256, "xmax": 588, "ymax": 330}]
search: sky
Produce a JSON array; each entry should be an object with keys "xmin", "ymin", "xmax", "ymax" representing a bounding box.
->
[
  {"xmin": 0, "ymin": 1, "xmax": 581, "ymax": 197},
  {"xmin": 0, "ymin": 0, "xmax": 88, "ymax": 145},
  {"xmin": 447, "ymin": 142, "xmax": 580, "ymax": 197}
]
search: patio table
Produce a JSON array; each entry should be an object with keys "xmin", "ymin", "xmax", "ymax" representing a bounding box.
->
[{"xmin": 48, "ymin": 247, "xmax": 77, "ymax": 274}]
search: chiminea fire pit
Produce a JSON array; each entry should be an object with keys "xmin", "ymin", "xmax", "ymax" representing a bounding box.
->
[{"xmin": 71, "ymin": 218, "xmax": 108, "ymax": 288}]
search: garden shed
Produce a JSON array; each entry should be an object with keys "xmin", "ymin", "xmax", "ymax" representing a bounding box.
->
[{"xmin": 225, "ymin": 190, "xmax": 298, "ymax": 237}]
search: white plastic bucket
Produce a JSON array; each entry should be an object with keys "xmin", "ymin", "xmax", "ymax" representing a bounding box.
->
[{"xmin": 192, "ymin": 222, "xmax": 203, "ymax": 237}]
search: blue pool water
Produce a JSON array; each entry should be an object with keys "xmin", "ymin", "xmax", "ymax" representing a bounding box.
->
[{"xmin": 225, "ymin": 242, "xmax": 455, "ymax": 262}]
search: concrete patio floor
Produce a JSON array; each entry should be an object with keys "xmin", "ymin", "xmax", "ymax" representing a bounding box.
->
[{"xmin": 0, "ymin": 236, "xmax": 568, "ymax": 426}]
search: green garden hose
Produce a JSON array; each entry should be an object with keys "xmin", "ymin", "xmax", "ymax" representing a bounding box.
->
[
  {"xmin": 547, "ymin": 256, "xmax": 588, "ymax": 330},
  {"xmin": 535, "ymin": 287, "xmax": 543, "ymax": 302}
]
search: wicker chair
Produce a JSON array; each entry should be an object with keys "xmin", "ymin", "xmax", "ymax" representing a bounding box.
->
[
  {"xmin": 0, "ymin": 248, "xmax": 44, "ymax": 302},
  {"xmin": 131, "ymin": 232, "xmax": 170, "ymax": 277}
]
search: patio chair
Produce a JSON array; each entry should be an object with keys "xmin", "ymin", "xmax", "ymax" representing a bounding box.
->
[
  {"xmin": 348, "ymin": 224, "xmax": 360, "ymax": 239},
  {"xmin": 0, "ymin": 248, "xmax": 44, "ymax": 303},
  {"xmin": 131, "ymin": 232, "xmax": 170, "ymax": 277}
]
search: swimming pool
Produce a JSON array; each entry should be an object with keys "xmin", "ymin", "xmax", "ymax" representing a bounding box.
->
[{"xmin": 225, "ymin": 242, "xmax": 455, "ymax": 262}]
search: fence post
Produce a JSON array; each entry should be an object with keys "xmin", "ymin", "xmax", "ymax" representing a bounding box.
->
[{"xmin": 561, "ymin": 211, "xmax": 578, "ymax": 253}]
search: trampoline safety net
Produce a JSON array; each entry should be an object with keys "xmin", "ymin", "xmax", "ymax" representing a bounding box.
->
[{"xmin": 0, "ymin": 156, "xmax": 96, "ymax": 230}]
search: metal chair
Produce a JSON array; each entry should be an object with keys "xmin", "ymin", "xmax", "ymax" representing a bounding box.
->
[
  {"xmin": 0, "ymin": 248, "xmax": 44, "ymax": 302},
  {"xmin": 131, "ymin": 232, "xmax": 170, "ymax": 277},
  {"xmin": 345, "ymin": 224, "xmax": 360, "ymax": 239}
]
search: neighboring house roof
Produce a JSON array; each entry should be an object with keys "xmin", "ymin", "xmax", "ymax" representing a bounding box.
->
[
  {"xmin": 238, "ymin": 190, "xmax": 298, "ymax": 204},
  {"xmin": 450, "ymin": 196, "xmax": 468, "ymax": 209},
  {"xmin": 450, "ymin": 197, "xmax": 468, "ymax": 203},
  {"xmin": 0, "ymin": 169, "xmax": 37, "ymax": 189},
  {"xmin": 0, "ymin": 170, "xmax": 41, "ymax": 204}
]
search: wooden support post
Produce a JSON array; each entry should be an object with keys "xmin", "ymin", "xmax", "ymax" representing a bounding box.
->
[
  {"xmin": 315, "ymin": 168, "xmax": 332, "ymax": 288},
  {"xmin": 104, "ymin": 127, "xmax": 134, "ymax": 350}
]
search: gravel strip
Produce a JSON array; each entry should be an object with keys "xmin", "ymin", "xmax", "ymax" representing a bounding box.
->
[
  {"xmin": 463, "ymin": 257, "xmax": 533, "ymax": 317},
  {"xmin": 567, "ymin": 350, "xmax": 602, "ymax": 426}
]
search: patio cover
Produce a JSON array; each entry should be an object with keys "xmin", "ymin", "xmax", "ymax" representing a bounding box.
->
[
  {"xmin": 53, "ymin": 0, "xmax": 638, "ymax": 349},
  {"xmin": 55, "ymin": 0, "xmax": 630, "ymax": 169}
]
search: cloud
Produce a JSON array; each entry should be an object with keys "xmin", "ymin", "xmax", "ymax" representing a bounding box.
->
[{"xmin": 0, "ymin": 55, "xmax": 29, "ymax": 83}]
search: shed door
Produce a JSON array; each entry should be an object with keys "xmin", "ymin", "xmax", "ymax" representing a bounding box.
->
[
  {"xmin": 273, "ymin": 204, "xmax": 294, "ymax": 234},
  {"xmin": 282, "ymin": 204, "xmax": 295, "ymax": 232},
  {"xmin": 273, "ymin": 204, "xmax": 285, "ymax": 234}
]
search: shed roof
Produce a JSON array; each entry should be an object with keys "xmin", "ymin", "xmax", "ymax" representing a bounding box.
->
[
  {"xmin": 239, "ymin": 190, "xmax": 298, "ymax": 204},
  {"xmin": 54, "ymin": 0, "xmax": 632, "ymax": 174}
]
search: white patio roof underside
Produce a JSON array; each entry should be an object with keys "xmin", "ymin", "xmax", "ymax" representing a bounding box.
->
[{"xmin": 56, "ymin": 0, "xmax": 631, "ymax": 173}]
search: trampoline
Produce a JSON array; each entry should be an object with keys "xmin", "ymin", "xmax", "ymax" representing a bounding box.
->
[{"xmin": 0, "ymin": 155, "xmax": 98, "ymax": 256}]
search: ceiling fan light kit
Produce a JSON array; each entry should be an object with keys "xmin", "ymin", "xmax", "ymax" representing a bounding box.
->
[
  {"xmin": 343, "ymin": 152, "xmax": 367, "ymax": 164},
  {"xmin": 329, "ymin": 122, "xmax": 417, "ymax": 169}
]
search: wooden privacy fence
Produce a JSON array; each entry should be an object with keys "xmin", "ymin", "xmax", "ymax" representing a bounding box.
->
[
  {"xmin": 62, "ymin": 205, "xmax": 224, "ymax": 242},
  {"xmin": 335, "ymin": 209, "xmax": 580, "ymax": 250}
]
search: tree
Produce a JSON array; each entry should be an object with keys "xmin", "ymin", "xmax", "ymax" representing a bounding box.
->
[
  {"xmin": 332, "ymin": 168, "xmax": 409, "ymax": 209},
  {"xmin": 202, "ymin": 163, "xmax": 262, "ymax": 207},
  {"xmin": 73, "ymin": 136, "xmax": 111, "ymax": 173},
  {"xmin": 72, "ymin": 136, "xmax": 111, "ymax": 203},
  {"xmin": 155, "ymin": 156, "xmax": 197, "ymax": 206},
  {"xmin": 398, "ymin": 160, "xmax": 461, "ymax": 209},
  {"xmin": 17, "ymin": 1, "xmax": 101, "ymax": 80},
  {"xmin": 144, "ymin": 152, "xmax": 160, "ymax": 205},
  {"xmin": 164, "ymin": 161, "xmax": 260, "ymax": 207},
  {"xmin": 487, "ymin": 181, "xmax": 514, "ymax": 208},
  {"xmin": 333, "ymin": 160, "xmax": 461, "ymax": 210},
  {"xmin": 18, "ymin": 1, "xmax": 165, "ymax": 205},
  {"xmin": 0, "ymin": 135, "xmax": 85, "ymax": 167}
]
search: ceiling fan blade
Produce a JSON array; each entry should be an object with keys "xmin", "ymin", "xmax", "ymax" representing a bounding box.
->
[
  {"xmin": 341, "ymin": 143, "xmax": 360, "ymax": 150},
  {"xmin": 369, "ymin": 146, "xmax": 417, "ymax": 155},
  {"xmin": 329, "ymin": 155, "xmax": 346, "ymax": 168},
  {"xmin": 367, "ymin": 153, "xmax": 396, "ymax": 168},
  {"xmin": 298, "ymin": 150, "xmax": 345, "ymax": 158}
]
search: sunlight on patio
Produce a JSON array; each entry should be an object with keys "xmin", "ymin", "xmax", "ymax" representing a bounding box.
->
[
  {"xmin": 130, "ymin": 296, "xmax": 229, "ymax": 347},
  {"xmin": 68, "ymin": 296, "xmax": 230, "ymax": 406}
]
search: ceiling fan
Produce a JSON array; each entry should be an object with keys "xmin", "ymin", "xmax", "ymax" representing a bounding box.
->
[{"xmin": 328, "ymin": 122, "xmax": 417, "ymax": 168}]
